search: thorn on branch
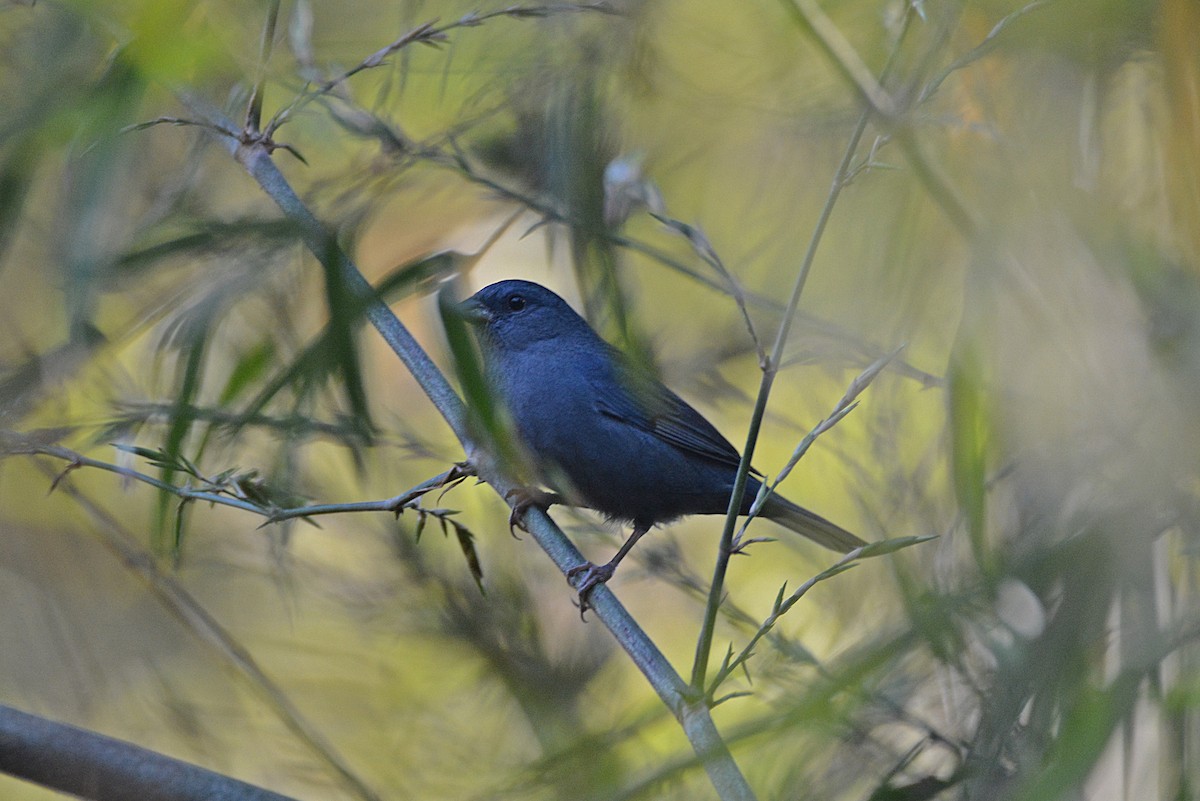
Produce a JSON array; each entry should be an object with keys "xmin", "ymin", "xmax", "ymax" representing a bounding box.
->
[
  {"xmin": 435, "ymin": 462, "xmax": 473, "ymax": 503},
  {"xmin": 238, "ymin": 129, "xmax": 308, "ymax": 164},
  {"xmin": 48, "ymin": 459, "xmax": 82, "ymax": 494}
]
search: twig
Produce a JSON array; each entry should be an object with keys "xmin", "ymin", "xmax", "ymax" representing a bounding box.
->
[
  {"xmin": 171, "ymin": 96, "xmax": 757, "ymax": 799},
  {"xmin": 650, "ymin": 213, "xmax": 765, "ymax": 365},
  {"xmin": 5, "ymin": 435, "xmax": 459, "ymax": 526},
  {"xmin": 263, "ymin": 3, "xmax": 616, "ymax": 137},
  {"xmin": 702, "ymin": 537, "xmax": 955, "ymax": 712},
  {"xmin": 0, "ymin": 704, "xmax": 300, "ymax": 801},
  {"xmin": 779, "ymin": 0, "xmax": 898, "ymax": 119},
  {"xmin": 27, "ymin": 461, "xmax": 385, "ymax": 801},
  {"xmin": 920, "ymin": 0, "xmax": 1051, "ymax": 104},
  {"xmin": 705, "ymin": 550, "xmax": 865, "ymax": 700},
  {"xmin": 737, "ymin": 346, "xmax": 902, "ymax": 539},
  {"xmin": 689, "ymin": 8, "xmax": 918, "ymax": 694},
  {"xmin": 780, "ymin": 0, "xmax": 979, "ymax": 239}
]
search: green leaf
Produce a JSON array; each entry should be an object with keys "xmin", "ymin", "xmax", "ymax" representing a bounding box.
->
[
  {"xmin": 171, "ymin": 498, "xmax": 190, "ymax": 569},
  {"xmin": 228, "ymin": 254, "xmax": 458, "ymax": 450},
  {"xmin": 948, "ymin": 346, "xmax": 991, "ymax": 567},
  {"xmin": 113, "ymin": 443, "xmax": 170, "ymax": 462},
  {"xmin": 853, "ymin": 535, "xmax": 939, "ymax": 559},
  {"xmin": 808, "ymin": 562, "xmax": 859, "ymax": 584},
  {"xmin": 218, "ymin": 342, "xmax": 276, "ymax": 406},
  {"xmin": 320, "ymin": 236, "xmax": 374, "ymax": 436},
  {"xmin": 155, "ymin": 335, "xmax": 208, "ymax": 555},
  {"xmin": 438, "ymin": 281, "xmax": 529, "ymax": 480},
  {"xmin": 374, "ymin": 252, "xmax": 456, "ymax": 302},
  {"xmin": 115, "ymin": 219, "xmax": 299, "ymax": 274}
]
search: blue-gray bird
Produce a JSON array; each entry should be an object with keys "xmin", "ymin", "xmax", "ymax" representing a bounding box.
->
[{"xmin": 462, "ymin": 279, "xmax": 864, "ymax": 599}]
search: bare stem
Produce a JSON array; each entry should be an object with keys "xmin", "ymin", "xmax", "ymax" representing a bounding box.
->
[
  {"xmin": 706, "ymin": 550, "xmax": 863, "ymax": 700},
  {"xmin": 739, "ymin": 346, "xmax": 902, "ymax": 537},
  {"xmin": 690, "ymin": 6, "xmax": 917, "ymax": 693},
  {"xmin": 650, "ymin": 213, "xmax": 765, "ymax": 364},
  {"xmin": 28, "ymin": 462, "xmax": 385, "ymax": 801},
  {"xmin": 263, "ymin": 3, "xmax": 615, "ymax": 137},
  {"xmin": 0, "ymin": 704, "xmax": 302, "ymax": 801},
  {"xmin": 174, "ymin": 98, "xmax": 757, "ymax": 799},
  {"xmin": 3, "ymin": 437, "xmax": 455, "ymax": 525}
]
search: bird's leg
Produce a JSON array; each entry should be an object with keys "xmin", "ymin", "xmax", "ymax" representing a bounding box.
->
[
  {"xmin": 504, "ymin": 487, "xmax": 564, "ymax": 537},
  {"xmin": 567, "ymin": 524, "xmax": 650, "ymax": 609}
]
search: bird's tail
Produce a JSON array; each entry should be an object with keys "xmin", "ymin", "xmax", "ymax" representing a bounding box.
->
[{"xmin": 761, "ymin": 494, "xmax": 866, "ymax": 553}]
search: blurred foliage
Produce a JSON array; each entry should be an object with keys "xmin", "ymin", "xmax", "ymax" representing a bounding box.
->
[{"xmin": 1, "ymin": 0, "xmax": 1199, "ymax": 799}]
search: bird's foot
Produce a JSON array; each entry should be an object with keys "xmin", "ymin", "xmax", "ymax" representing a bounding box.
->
[
  {"xmin": 504, "ymin": 487, "xmax": 560, "ymax": 538},
  {"xmin": 566, "ymin": 561, "xmax": 615, "ymax": 618}
]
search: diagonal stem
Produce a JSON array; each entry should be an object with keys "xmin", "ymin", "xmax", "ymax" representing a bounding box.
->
[
  {"xmin": 31, "ymin": 463, "xmax": 383, "ymax": 801},
  {"xmin": 179, "ymin": 101, "xmax": 757, "ymax": 800},
  {"xmin": 690, "ymin": 7, "xmax": 917, "ymax": 692}
]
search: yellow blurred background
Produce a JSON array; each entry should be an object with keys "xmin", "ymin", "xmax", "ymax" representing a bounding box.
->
[{"xmin": 1, "ymin": 0, "xmax": 1198, "ymax": 798}]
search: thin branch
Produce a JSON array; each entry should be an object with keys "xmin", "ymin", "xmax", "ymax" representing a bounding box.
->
[
  {"xmin": 690, "ymin": 8, "xmax": 918, "ymax": 694},
  {"xmin": 0, "ymin": 704, "xmax": 300, "ymax": 801},
  {"xmin": 170, "ymin": 97, "xmax": 756, "ymax": 800},
  {"xmin": 27, "ymin": 462, "xmax": 385, "ymax": 801},
  {"xmin": 738, "ymin": 346, "xmax": 902, "ymax": 538},
  {"xmin": 4, "ymin": 435, "xmax": 458, "ymax": 526},
  {"xmin": 650, "ymin": 213, "xmax": 765, "ymax": 365},
  {"xmin": 687, "ymin": 0, "xmax": 945, "ymax": 693},
  {"xmin": 779, "ymin": 0, "xmax": 898, "ymax": 119},
  {"xmin": 17, "ymin": 440, "xmax": 278, "ymax": 516},
  {"xmin": 263, "ymin": 3, "xmax": 615, "ymax": 137},
  {"xmin": 920, "ymin": 0, "xmax": 1051, "ymax": 104},
  {"xmin": 705, "ymin": 551, "xmax": 864, "ymax": 701}
]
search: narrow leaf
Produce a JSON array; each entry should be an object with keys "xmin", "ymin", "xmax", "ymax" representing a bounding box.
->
[
  {"xmin": 453, "ymin": 524, "xmax": 485, "ymax": 594},
  {"xmin": 854, "ymin": 535, "xmax": 939, "ymax": 559}
]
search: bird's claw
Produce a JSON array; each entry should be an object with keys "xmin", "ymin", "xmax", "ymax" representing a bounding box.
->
[
  {"xmin": 504, "ymin": 487, "xmax": 558, "ymax": 538},
  {"xmin": 507, "ymin": 508, "xmax": 524, "ymax": 538},
  {"xmin": 567, "ymin": 561, "xmax": 615, "ymax": 618}
]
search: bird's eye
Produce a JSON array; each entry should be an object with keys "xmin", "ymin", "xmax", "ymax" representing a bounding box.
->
[{"xmin": 507, "ymin": 294, "xmax": 526, "ymax": 311}]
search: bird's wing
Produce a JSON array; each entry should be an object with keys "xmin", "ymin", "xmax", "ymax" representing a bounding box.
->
[{"xmin": 592, "ymin": 358, "xmax": 757, "ymax": 473}]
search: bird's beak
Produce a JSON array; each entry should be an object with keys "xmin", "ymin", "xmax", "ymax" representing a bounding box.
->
[{"xmin": 456, "ymin": 297, "xmax": 492, "ymax": 326}]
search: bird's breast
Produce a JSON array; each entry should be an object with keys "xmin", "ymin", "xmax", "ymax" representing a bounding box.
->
[{"xmin": 486, "ymin": 343, "xmax": 738, "ymax": 526}]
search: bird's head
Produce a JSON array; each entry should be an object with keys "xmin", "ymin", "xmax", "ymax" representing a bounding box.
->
[{"xmin": 460, "ymin": 280, "xmax": 594, "ymax": 352}]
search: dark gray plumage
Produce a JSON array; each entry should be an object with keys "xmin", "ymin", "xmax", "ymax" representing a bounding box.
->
[{"xmin": 462, "ymin": 279, "xmax": 864, "ymax": 597}]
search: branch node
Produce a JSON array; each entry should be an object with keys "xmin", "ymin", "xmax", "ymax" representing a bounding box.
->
[{"xmin": 47, "ymin": 459, "xmax": 82, "ymax": 494}]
